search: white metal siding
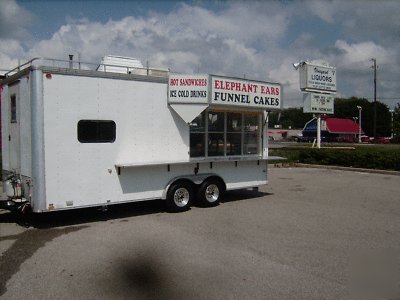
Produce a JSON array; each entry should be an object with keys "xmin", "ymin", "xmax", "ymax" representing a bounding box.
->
[
  {"xmin": 19, "ymin": 77, "xmax": 32, "ymax": 177},
  {"xmin": 42, "ymin": 74, "xmax": 189, "ymax": 209},
  {"xmin": 1, "ymin": 76, "xmax": 33, "ymax": 177}
]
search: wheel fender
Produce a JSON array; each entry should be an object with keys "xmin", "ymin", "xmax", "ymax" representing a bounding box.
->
[{"xmin": 161, "ymin": 173, "xmax": 224, "ymax": 200}]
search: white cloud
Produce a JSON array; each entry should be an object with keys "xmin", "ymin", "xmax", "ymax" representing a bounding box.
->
[
  {"xmin": 21, "ymin": 2, "xmax": 290, "ymax": 79},
  {"xmin": 334, "ymin": 40, "xmax": 393, "ymax": 69},
  {"xmin": 342, "ymin": 1, "xmax": 400, "ymax": 45},
  {"xmin": 0, "ymin": 38, "xmax": 27, "ymax": 70},
  {"xmin": 304, "ymin": 0, "xmax": 340, "ymax": 23},
  {"xmin": 0, "ymin": 0, "xmax": 34, "ymax": 39},
  {"xmin": 0, "ymin": 0, "xmax": 399, "ymax": 108},
  {"xmin": 268, "ymin": 57, "xmax": 303, "ymax": 107}
]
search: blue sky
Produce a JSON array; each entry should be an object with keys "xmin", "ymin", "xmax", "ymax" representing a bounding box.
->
[
  {"xmin": 1, "ymin": 0, "xmax": 399, "ymax": 108},
  {"xmin": 19, "ymin": 1, "xmax": 188, "ymax": 39}
]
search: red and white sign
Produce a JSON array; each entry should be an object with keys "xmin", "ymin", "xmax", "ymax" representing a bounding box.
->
[
  {"xmin": 211, "ymin": 76, "xmax": 281, "ymax": 109},
  {"xmin": 168, "ymin": 74, "xmax": 208, "ymax": 104},
  {"xmin": 168, "ymin": 74, "xmax": 282, "ymax": 110}
]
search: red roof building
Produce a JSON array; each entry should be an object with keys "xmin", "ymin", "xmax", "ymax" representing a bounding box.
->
[{"xmin": 303, "ymin": 117, "xmax": 364, "ymax": 142}]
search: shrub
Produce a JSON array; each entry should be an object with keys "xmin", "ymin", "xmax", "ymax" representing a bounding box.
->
[{"xmin": 270, "ymin": 147, "xmax": 400, "ymax": 171}]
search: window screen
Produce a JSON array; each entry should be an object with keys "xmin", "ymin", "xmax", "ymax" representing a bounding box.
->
[{"xmin": 78, "ymin": 120, "xmax": 116, "ymax": 143}]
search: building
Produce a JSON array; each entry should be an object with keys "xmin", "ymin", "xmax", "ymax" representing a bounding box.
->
[
  {"xmin": 302, "ymin": 117, "xmax": 364, "ymax": 142},
  {"xmin": 268, "ymin": 129, "xmax": 302, "ymax": 141}
]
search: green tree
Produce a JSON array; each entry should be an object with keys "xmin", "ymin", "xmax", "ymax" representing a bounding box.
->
[
  {"xmin": 334, "ymin": 97, "xmax": 391, "ymax": 137},
  {"xmin": 269, "ymin": 97, "xmax": 392, "ymax": 136},
  {"xmin": 269, "ymin": 108, "xmax": 313, "ymax": 129},
  {"xmin": 268, "ymin": 111, "xmax": 280, "ymax": 128}
]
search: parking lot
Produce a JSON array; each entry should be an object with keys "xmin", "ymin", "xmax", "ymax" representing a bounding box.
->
[{"xmin": 1, "ymin": 167, "xmax": 399, "ymax": 299}]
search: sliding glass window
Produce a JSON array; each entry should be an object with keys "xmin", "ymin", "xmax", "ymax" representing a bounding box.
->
[
  {"xmin": 243, "ymin": 113, "xmax": 260, "ymax": 155},
  {"xmin": 208, "ymin": 111, "xmax": 225, "ymax": 156},
  {"xmin": 226, "ymin": 113, "xmax": 242, "ymax": 156},
  {"xmin": 190, "ymin": 110, "xmax": 262, "ymax": 158},
  {"xmin": 189, "ymin": 113, "xmax": 206, "ymax": 157}
]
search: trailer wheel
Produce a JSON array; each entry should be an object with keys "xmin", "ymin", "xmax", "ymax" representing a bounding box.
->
[
  {"xmin": 166, "ymin": 182, "xmax": 193, "ymax": 212},
  {"xmin": 197, "ymin": 179, "xmax": 223, "ymax": 207}
]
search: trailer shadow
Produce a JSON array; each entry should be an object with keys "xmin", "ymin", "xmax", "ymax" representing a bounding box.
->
[
  {"xmin": 0, "ymin": 225, "xmax": 88, "ymax": 296},
  {"xmin": 0, "ymin": 189, "xmax": 272, "ymax": 228},
  {"xmin": 221, "ymin": 189, "xmax": 271, "ymax": 203},
  {"xmin": 0, "ymin": 200, "xmax": 166, "ymax": 229}
]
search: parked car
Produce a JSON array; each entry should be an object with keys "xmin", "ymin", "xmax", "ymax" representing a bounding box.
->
[
  {"xmin": 391, "ymin": 135, "xmax": 400, "ymax": 144},
  {"xmin": 297, "ymin": 136, "xmax": 315, "ymax": 143},
  {"xmin": 361, "ymin": 135, "xmax": 371, "ymax": 143},
  {"xmin": 337, "ymin": 136, "xmax": 357, "ymax": 143},
  {"xmin": 374, "ymin": 137, "xmax": 391, "ymax": 144}
]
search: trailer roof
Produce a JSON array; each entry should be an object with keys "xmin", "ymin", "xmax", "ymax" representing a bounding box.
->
[{"xmin": 1, "ymin": 57, "xmax": 169, "ymax": 85}]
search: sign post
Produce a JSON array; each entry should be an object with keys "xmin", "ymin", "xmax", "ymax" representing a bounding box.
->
[
  {"xmin": 294, "ymin": 60, "xmax": 336, "ymax": 149},
  {"xmin": 317, "ymin": 115, "xmax": 321, "ymax": 148}
]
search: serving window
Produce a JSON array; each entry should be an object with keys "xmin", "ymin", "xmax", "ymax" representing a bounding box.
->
[{"xmin": 190, "ymin": 110, "xmax": 262, "ymax": 158}]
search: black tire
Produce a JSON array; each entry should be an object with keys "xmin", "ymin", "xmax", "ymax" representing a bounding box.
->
[
  {"xmin": 197, "ymin": 179, "xmax": 223, "ymax": 207},
  {"xmin": 166, "ymin": 182, "xmax": 193, "ymax": 212}
]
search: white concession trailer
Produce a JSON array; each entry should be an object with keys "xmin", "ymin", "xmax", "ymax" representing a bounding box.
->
[{"xmin": 0, "ymin": 57, "xmax": 282, "ymax": 213}]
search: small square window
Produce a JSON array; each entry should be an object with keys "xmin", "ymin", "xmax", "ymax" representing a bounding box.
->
[{"xmin": 78, "ymin": 120, "xmax": 116, "ymax": 143}]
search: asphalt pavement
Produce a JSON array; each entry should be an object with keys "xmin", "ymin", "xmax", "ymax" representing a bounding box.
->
[{"xmin": 1, "ymin": 167, "xmax": 399, "ymax": 299}]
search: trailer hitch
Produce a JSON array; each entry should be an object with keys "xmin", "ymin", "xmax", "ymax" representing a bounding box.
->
[
  {"xmin": 0, "ymin": 199, "xmax": 31, "ymax": 213},
  {"xmin": 0, "ymin": 199, "xmax": 18, "ymax": 210}
]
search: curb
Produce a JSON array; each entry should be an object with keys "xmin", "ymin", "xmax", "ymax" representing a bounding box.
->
[{"xmin": 271, "ymin": 163, "xmax": 400, "ymax": 176}]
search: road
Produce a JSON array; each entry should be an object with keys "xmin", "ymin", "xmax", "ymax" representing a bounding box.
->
[{"xmin": 1, "ymin": 167, "xmax": 399, "ymax": 299}]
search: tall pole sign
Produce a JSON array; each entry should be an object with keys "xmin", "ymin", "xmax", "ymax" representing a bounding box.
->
[{"xmin": 293, "ymin": 60, "xmax": 336, "ymax": 149}]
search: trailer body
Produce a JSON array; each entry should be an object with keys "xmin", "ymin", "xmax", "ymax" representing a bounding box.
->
[{"xmin": 1, "ymin": 58, "xmax": 281, "ymax": 212}]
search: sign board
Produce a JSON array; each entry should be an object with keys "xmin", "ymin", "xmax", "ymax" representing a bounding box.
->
[
  {"xmin": 168, "ymin": 74, "xmax": 282, "ymax": 111},
  {"xmin": 168, "ymin": 74, "xmax": 209, "ymax": 104},
  {"xmin": 303, "ymin": 93, "xmax": 335, "ymax": 114},
  {"xmin": 299, "ymin": 63, "xmax": 336, "ymax": 93},
  {"xmin": 210, "ymin": 76, "xmax": 282, "ymax": 110}
]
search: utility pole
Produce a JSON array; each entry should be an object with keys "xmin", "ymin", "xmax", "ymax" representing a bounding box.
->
[
  {"xmin": 390, "ymin": 109, "xmax": 394, "ymax": 138},
  {"xmin": 371, "ymin": 58, "xmax": 377, "ymax": 139},
  {"xmin": 357, "ymin": 106, "xmax": 362, "ymax": 143}
]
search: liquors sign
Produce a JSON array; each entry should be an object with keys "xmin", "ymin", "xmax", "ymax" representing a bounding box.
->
[{"xmin": 299, "ymin": 63, "xmax": 336, "ymax": 93}]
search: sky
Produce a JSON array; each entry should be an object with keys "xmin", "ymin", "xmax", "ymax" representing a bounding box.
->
[{"xmin": 0, "ymin": 0, "xmax": 399, "ymax": 108}]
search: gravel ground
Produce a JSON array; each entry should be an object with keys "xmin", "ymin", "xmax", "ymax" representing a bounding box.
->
[{"xmin": 0, "ymin": 167, "xmax": 399, "ymax": 299}]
